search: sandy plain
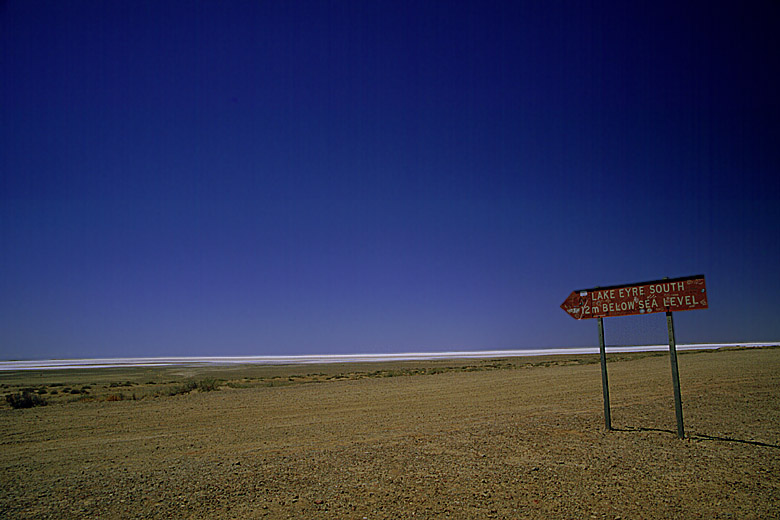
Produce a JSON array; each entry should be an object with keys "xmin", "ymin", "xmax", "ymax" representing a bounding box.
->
[{"xmin": 1, "ymin": 347, "xmax": 779, "ymax": 519}]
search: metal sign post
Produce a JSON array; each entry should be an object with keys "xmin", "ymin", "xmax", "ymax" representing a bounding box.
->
[
  {"xmin": 666, "ymin": 311, "xmax": 685, "ymax": 439},
  {"xmin": 561, "ymin": 275, "xmax": 708, "ymax": 438},
  {"xmin": 597, "ymin": 317, "xmax": 612, "ymax": 431}
]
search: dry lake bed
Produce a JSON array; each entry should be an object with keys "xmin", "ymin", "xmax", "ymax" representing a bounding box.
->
[{"xmin": 1, "ymin": 347, "xmax": 779, "ymax": 519}]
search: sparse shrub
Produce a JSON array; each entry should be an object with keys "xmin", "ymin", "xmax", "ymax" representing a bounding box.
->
[
  {"xmin": 6, "ymin": 391, "xmax": 47, "ymax": 409},
  {"xmin": 106, "ymin": 393, "xmax": 124, "ymax": 401},
  {"xmin": 155, "ymin": 379, "xmax": 219, "ymax": 396},
  {"xmin": 197, "ymin": 378, "xmax": 219, "ymax": 392},
  {"xmin": 166, "ymin": 381, "xmax": 197, "ymax": 396},
  {"xmin": 70, "ymin": 388, "xmax": 82, "ymax": 394},
  {"xmin": 49, "ymin": 389, "xmax": 59, "ymax": 395},
  {"xmin": 36, "ymin": 388, "xmax": 48, "ymax": 395}
]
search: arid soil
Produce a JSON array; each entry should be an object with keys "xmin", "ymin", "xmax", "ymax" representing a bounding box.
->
[{"xmin": 1, "ymin": 347, "xmax": 779, "ymax": 519}]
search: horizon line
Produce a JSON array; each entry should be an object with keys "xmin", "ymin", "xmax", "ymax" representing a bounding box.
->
[{"xmin": 1, "ymin": 342, "xmax": 777, "ymax": 371}]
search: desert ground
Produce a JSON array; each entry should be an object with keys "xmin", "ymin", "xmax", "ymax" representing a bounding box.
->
[{"xmin": 1, "ymin": 347, "xmax": 779, "ymax": 519}]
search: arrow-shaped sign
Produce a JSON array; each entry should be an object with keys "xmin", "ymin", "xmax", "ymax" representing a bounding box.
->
[{"xmin": 561, "ymin": 275, "xmax": 707, "ymax": 320}]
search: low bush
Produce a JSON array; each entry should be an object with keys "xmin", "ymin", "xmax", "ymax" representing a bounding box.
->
[
  {"xmin": 6, "ymin": 391, "xmax": 47, "ymax": 409},
  {"xmin": 197, "ymin": 378, "xmax": 220, "ymax": 392},
  {"xmin": 226, "ymin": 381, "xmax": 256, "ymax": 389},
  {"xmin": 166, "ymin": 381, "xmax": 197, "ymax": 396}
]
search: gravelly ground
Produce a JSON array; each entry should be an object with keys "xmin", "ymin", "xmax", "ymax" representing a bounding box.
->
[{"xmin": 1, "ymin": 348, "xmax": 779, "ymax": 519}]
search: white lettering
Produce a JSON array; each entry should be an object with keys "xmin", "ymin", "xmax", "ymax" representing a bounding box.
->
[{"xmin": 620, "ymin": 286, "xmax": 643, "ymax": 297}]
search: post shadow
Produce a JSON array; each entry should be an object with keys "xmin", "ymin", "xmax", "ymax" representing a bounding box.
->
[{"xmin": 611, "ymin": 426, "xmax": 780, "ymax": 449}]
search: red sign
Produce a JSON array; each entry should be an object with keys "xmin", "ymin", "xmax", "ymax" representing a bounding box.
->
[{"xmin": 561, "ymin": 275, "xmax": 707, "ymax": 320}]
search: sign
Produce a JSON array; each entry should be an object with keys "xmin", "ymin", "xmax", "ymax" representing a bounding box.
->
[
  {"xmin": 561, "ymin": 275, "xmax": 707, "ymax": 320},
  {"xmin": 562, "ymin": 274, "xmax": 709, "ymax": 438}
]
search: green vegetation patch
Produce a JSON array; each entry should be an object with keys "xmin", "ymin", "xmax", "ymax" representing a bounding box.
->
[{"xmin": 6, "ymin": 391, "xmax": 47, "ymax": 409}]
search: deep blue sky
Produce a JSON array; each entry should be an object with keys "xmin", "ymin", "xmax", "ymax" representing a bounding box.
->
[{"xmin": 2, "ymin": 1, "xmax": 779, "ymax": 360}]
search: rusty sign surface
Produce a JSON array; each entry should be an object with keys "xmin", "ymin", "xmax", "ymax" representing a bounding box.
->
[{"xmin": 561, "ymin": 275, "xmax": 707, "ymax": 320}]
